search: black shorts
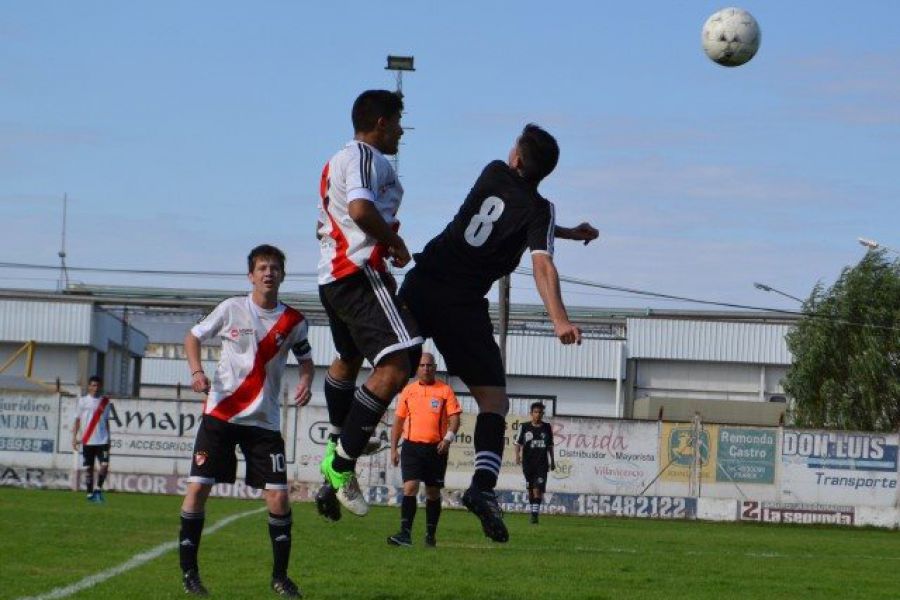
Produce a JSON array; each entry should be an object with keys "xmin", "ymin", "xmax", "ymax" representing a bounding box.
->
[
  {"xmin": 188, "ymin": 415, "xmax": 288, "ymax": 490},
  {"xmin": 523, "ymin": 465, "xmax": 549, "ymax": 492},
  {"xmin": 399, "ymin": 267, "xmax": 505, "ymax": 387},
  {"xmin": 82, "ymin": 444, "xmax": 110, "ymax": 468},
  {"xmin": 400, "ymin": 441, "xmax": 449, "ymax": 488},
  {"xmin": 319, "ymin": 266, "xmax": 422, "ymax": 366}
]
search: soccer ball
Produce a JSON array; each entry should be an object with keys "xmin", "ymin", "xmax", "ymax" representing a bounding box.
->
[{"xmin": 701, "ymin": 7, "xmax": 761, "ymax": 67}]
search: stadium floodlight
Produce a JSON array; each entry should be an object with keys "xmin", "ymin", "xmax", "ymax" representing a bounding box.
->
[
  {"xmin": 753, "ymin": 282, "xmax": 803, "ymax": 303},
  {"xmin": 385, "ymin": 55, "xmax": 415, "ymax": 71}
]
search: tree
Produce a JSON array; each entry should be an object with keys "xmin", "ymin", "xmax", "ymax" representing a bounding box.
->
[{"xmin": 783, "ymin": 250, "xmax": 900, "ymax": 432}]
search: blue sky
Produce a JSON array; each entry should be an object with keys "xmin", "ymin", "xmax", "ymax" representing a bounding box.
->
[{"xmin": 1, "ymin": 1, "xmax": 898, "ymax": 311}]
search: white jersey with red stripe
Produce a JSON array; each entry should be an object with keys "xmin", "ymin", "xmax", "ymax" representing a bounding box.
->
[
  {"xmin": 317, "ymin": 140, "xmax": 403, "ymax": 284},
  {"xmin": 191, "ymin": 295, "xmax": 311, "ymax": 431},
  {"xmin": 74, "ymin": 394, "xmax": 112, "ymax": 446}
]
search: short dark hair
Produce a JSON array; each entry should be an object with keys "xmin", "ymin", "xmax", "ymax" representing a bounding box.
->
[
  {"xmin": 88, "ymin": 375, "xmax": 102, "ymax": 385},
  {"xmin": 247, "ymin": 244, "xmax": 286, "ymax": 273},
  {"xmin": 530, "ymin": 402, "xmax": 545, "ymax": 412},
  {"xmin": 352, "ymin": 90, "xmax": 404, "ymax": 133},
  {"xmin": 516, "ymin": 124, "xmax": 559, "ymax": 183}
]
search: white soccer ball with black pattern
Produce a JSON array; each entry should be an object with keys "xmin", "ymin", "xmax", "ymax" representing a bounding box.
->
[{"xmin": 701, "ymin": 7, "xmax": 761, "ymax": 67}]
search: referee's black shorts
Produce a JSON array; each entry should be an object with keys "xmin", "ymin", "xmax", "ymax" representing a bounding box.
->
[
  {"xmin": 400, "ymin": 441, "xmax": 449, "ymax": 488},
  {"xmin": 399, "ymin": 267, "xmax": 505, "ymax": 387},
  {"xmin": 319, "ymin": 265, "xmax": 422, "ymax": 367}
]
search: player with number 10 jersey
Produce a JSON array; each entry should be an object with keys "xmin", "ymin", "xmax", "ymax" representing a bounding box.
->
[{"xmin": 399, "ymin": 123, "xmax": 598, "ymax": 543}]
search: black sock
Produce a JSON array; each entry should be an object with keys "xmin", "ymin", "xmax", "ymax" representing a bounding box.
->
[
  {"xmin": 333, "ymin": 386, "xmax": 388, "ymax": 472},
  {"xmin": 85, "ymin": 469, "xmax": 94, "ymax": 494},
  {"xmin": 533, "ymin": 496, "xmax": 542, "ymax": 516},
  {"xmin": 179, "ymin": 510, "xmax": 205, "ymax": 573},
  {"xmin": 425, "ymin": 498, "xmax": 441, "ymax": 538},
  {"xmin": 97, "ymin": 471, "xmax": 106, "ymax": 490},
  {"xmin": 400, "ymin": 495, "xmax": 417, "ymax": 533},
  {"xmin": 324, "ymin": 374, "xmax": 355, "ymax": 443},
  {"xmin": 268, "ymin": 511, "xmax": 292, "ymax": 580},
  {"xmin": 472, "ymin": 412, "xmax": 506, "ymax": 491}
]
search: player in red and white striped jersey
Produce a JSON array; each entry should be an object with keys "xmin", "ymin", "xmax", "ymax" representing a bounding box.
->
[
  {"xmin": 178, "ymin": 245, "xmax": 313, "ymax": 598},
  {"xmin": 314, "ymin": 90, "xmax": 422, "ymax": 521},
  {"xmin": 71, "ymin": 375, "xmax": 112, "ymax": 503}
]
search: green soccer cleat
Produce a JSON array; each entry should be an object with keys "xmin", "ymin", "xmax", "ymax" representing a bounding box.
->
[
  {"xmin": 319, "ymin": 442, "xmax": 369, "ymax": 516},
  {"xmin": 319, "ymin": 443, "xmax": 353, "ymax": 490}
]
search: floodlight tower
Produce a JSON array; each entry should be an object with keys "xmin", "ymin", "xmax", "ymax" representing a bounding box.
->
[
  {"xmin": 385, "ymin": 55, "xmax": 414, "ymax": 176},
  {"xmin": 57, "ymin": 193, "xmax": 69, "ymax": 291}
]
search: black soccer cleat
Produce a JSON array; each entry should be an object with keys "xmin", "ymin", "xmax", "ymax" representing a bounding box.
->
[
  {"xmin": 271, "ymin": 576, "xmax": 302, "ymax": 598},
  {"xmin": 387, "ymin": 530, "xmax": 412, "ymax": 547},
  {"xmin": 315, "ymin": 483, "xmax": 342, "ymax": 522},
  {"xmin": 424, "ymin": 534, "xmax": 437, "ymax": 548},
  {"xmin": 530, "ymin": 513, "xmax": 539, "ymax": 525},
  {"xmin": 462, "ymin": 487, "xmax": 509, "ymax": 543},
  {"xmin": 182, "ymin": 569, "xmax": 209, "ymax": 596}
]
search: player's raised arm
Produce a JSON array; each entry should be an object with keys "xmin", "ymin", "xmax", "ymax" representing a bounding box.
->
[
  {"xmin": 554, "ymin": 222, "xmax": 599, "ymax": 245},
  {"xmin": 531, "ymin": 253, "xmax": 581, "ymax": 345}
]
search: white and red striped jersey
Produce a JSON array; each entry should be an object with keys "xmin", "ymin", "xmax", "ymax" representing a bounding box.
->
[
  {"xmin": 190, "ymin": 295, "xmax": 311, "ymax": 431},
  {"xmin": 317, "ymin": 140, "xmax": 404, "ymax": 284},
  {"xmin": 74, "ymin": 394, "xmax": 112, "ymax": 446}
]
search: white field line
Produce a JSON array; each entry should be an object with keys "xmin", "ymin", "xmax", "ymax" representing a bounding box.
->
[{"xmin": 18, "ymin": 507, "xmax": 265, "ymax": 600}]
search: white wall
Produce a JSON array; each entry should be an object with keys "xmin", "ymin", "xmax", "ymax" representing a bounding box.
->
[{"xmin": 635, "ymin": 359, "xmax": 786, "ymax": 403}]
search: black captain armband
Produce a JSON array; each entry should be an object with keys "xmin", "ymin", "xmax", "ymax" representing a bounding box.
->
[{"xmin": 291, "ymin": 340, "xmax": 312, "ymax": 360}]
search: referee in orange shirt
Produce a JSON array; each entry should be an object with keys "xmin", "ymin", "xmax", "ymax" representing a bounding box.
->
[{"xmin": 388, "ymin": 352, "xmax": 461, "ymax": 547}]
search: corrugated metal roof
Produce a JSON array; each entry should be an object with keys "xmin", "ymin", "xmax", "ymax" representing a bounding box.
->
[
  {"xmin": 626, "ymin": 318, "xmax": 793, "ymax": 364},
  {"xmin": 0, "ymin": 299, "xmax": 93, "ymax": 345},
  {"xmin": 0, "ymin": 299, "xmax": 148, "ymax": 355},
  {"xmin": 504, "ymin": 335, "xmax": 624, "ymax": 379}
]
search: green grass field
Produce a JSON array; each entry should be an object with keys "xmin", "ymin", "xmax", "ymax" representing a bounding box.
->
[{"xmin": 2, "ymin": 487, "xmax": 897, "ymax": 600}]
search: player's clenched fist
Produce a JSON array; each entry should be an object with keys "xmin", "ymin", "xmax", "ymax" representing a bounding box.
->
[
  {"xmin": 191, "ymin": 371, "xmax": 210, "ymax": 393},
  {"xmin": 555, "ymin": 322, "xmax": 582, "ymax": 345}
]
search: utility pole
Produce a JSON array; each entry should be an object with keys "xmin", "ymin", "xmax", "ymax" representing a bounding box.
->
[
  {"xmin": 498, "ymin": 276, "xmax": 510, "ymax": 368},
  {"xmin": 120, "ymin": 306, "xmax": 130, "ymax": 396},
  {"xmin": 57, "ymin": 193, "xmax": 69, "ymax": 291}
]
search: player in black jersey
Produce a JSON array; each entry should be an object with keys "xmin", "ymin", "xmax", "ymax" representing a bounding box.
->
[
  {"xmin": 399, "ymin": 123, "xmax": 597, "ymax": 542},
  {"xmin": 515, "ymin": 402, "xmax": 555, "ymax": 524}
]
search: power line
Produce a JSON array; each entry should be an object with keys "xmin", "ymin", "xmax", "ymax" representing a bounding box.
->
[
  {"xmin": 0, "ymin": 261, "xmax": 318, "ymax": 280},
  {"xmin": 512, "ymin": 267, "xmax": 900, "ymax": 332},
  {"xmin": 512, "ymin": 267, "xmax": 801, "ymax": 315},
  {"xmin": 2, "ymin": 259, "xmax": 896, "ymax": 332}
]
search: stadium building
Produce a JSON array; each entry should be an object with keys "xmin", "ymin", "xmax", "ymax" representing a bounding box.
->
[{"xmin": 0, "ymin": 285, "xmax": 796, "ymax": 425}]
